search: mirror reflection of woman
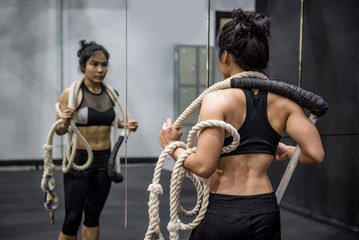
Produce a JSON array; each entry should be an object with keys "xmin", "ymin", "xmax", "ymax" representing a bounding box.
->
[
  {"xmin": 159, "ymin": 9, "xmax": 324, "ymax": 240},
  {"xmin": 56, "ymin": 40, "xmax": 138, "ymax": 240}
]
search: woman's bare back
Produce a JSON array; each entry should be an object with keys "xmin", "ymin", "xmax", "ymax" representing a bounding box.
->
[{"xmin": 209, "ymin": 88, "xmax": 296, "ymax": 195}]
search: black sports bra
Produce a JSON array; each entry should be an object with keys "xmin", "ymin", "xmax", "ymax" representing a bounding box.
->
[
  {"xmin": 220, "ymin": 88, "xmax": 282, "ymax": 157},
  {"xmin": 75, "ymin": 82, "xmax": 116, "ymax": 126}
]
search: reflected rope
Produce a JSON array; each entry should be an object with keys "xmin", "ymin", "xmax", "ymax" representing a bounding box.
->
[{"xmin": 41, "ymin": 78, "xmax": 130, "ymax": 217}]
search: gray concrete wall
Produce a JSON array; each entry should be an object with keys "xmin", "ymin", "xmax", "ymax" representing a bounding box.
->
[{"xmin": 257, "ymin": 0, "xmax": 359, "ymax": 232}]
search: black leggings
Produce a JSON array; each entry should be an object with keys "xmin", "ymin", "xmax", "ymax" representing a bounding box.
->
[
  {"xmin": 61, "ymin": 149, "xmax": 112, "ymax": 236},
  {"xmin": 190, "ymin": 192, "xmax": 281, "ymax": 240}
]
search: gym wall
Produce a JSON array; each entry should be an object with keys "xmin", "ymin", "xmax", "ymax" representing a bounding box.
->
[{"xmin": 256, "ymin": 0, "xmax": 359, "ymax": 232}]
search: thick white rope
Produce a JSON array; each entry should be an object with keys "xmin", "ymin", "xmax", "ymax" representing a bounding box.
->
[
  {"xmin": 41, "ymin": 79, "xmax": 93, "ymax": 212},
  {"xmin": 173, "ymin": 71, "xmax": 267, "ymax": 128},
  {"xmin": 41, "ymin": 79, "xmax": 130, "ymax": 212},
  {"xmin": 167, "ymin": 120, "xmax": 240, "ymax": 240},
  {"xmin": 103, "ymin": 82, "xmax": 131, "ymax": 138},
  {"xmin": 62, "ymin": 79, "xmax": 93, "ymax": 173},
  {"xmin": 145, "ymin": 71, "xmax": 265, "ymax": 240},
  {"xmin": 41, "ymin": 119, "xmax": 62, "ymax": 210}
]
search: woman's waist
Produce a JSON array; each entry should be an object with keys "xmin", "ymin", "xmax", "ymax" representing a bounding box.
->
[
  {"xmin": 210, "ymin": 171, "xmax": 273, "ymax": 195},
  {"xmin": 74, "ymin": 148, "xmax": 111, "ymax": 159},
  {"xmin": 76, "ymin": 126, "xmax": 112, "ymax": 150},
  {"xmin": 207, "ymin": 192, "xmax": 279, "ymax": 214},
  {"xmin": 77, "ymin": 140, "xmax": 112, "ymax": 151},
  {"xmin": 73, "ymin": 148, "xmax": 111, "ymax": 165},
  {"xmin": 76, "ymin": 125, "xmax": 112, "ymax": 142}
]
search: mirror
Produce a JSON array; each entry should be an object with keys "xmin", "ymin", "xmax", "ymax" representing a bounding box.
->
[{"xmin": 0, "ymin": 0, "xmax": 255, "ymax": 162}]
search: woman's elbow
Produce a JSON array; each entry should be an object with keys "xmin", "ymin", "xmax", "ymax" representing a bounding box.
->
[
  {"xmin": 55, "ymin": 126, "xmax": 67, "ymax": 136},
  {"xmin": 311, "ymin": 151, "xmax": 325, "ymax": 164},
  {"xmin": 193, "ymin": 167, "xmax": 215, "ymax": 179},
  {"xmin": 301, "ymin": 148, "xmax": 325, "ymax": 164},
  {"xmin": 317, "ymin": 149, "xmax": 325, "ymax": 163},
  {"xmin": 55, "ymin": 129, "xmax": 62, "ymax": 136}
]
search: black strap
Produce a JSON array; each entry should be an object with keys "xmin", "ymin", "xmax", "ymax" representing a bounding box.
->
[
  {"xmin": 108, "ymin": 136, "xmax": 124, "ymax": 183},
  {"xmin": 231, "ymin": 78, "xmax": 328, "ymax": 117}
]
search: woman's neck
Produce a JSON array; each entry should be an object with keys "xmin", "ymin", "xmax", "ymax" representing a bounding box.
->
[
  {"xmin": 83, "ymin": 78, "xmax": 102, "ymax": 94},
  {"xmin": 225, "ymin": 68, "xmax": 245, "ymax": 79}
]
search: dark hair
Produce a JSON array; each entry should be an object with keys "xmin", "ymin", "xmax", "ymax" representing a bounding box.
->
[
  {"xmin": 216, "ymin": 9, "xmax": 271, "ymax": 71},
  {"xmin": 77, "ymin": 40, "xmax": 110, "ymax": 72}
]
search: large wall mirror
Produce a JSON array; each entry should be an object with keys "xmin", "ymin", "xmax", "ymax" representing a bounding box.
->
[{"xmin": 0, "ymin": 0, "xmax": 255, "ymax": 161}]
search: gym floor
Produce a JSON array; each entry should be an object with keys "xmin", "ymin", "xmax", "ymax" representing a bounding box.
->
[{"xmin": 0, "ymin": 164, "xmax": 358, "ymax": 240}]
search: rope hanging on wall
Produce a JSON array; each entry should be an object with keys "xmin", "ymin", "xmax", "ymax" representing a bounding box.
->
[
  {"xmin": 41, "ymin": 78, "xmax": 130, "ymax": 224},
  {"xmin": 144, "ymin": 71, "xmax": 328, "ymax": 240}
]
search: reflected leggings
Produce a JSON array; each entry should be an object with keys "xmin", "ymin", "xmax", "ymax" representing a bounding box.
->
[
  {"xmin": 61, "ymin": 149, "xmax": 112, "ymax": 236},
  {"xmin": 190, "ymin": 192, "xmax": 281, "ymax": 240}
]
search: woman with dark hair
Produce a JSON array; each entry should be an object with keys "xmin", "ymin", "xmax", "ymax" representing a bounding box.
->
[
  {"xmin": 55, "ymin": 40, "xmax": 138, "ymax": 240},
  {"xmin": 159, "ymin": 9, "xmax": 324, "ymax": 239}
]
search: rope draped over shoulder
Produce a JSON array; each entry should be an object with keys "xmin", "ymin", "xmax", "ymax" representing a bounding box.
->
[
  {"xmin": 173, "ymin": 71, "xmax": 268, "ymax": 128},
  {"xmin": 144, "ymin": 71, "xmax": 328, "ymax": 240},
  {"xmin": 41, "ymin": 78, "xmax": 130, "ymax": 217},
  {"xmin": 61, "ymin": 79, "xmax": 93, "ymax": 173}
]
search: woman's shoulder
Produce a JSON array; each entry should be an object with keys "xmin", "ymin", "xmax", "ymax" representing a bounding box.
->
[
  {"xmin": 60, "ymin": 87, "xmax": 71, "ymax": 97},
  {"xmin": 205, "ymin": 88, "xmax": 245, "ymax": 101},
  {"xmin": 58, "ymin": 87, "xmax": 72, "ymax": 105},
  {"xmin": 268, "ymin": 91, "xmax": 304, "ymax": 112},
  {"xmin": 202, "ymin": 89, "xmax": 246, "ymax": 113}
]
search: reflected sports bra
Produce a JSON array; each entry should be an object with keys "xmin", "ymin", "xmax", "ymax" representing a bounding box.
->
[
  {"xmin": 75, "ymin": 82, "xmax": 116, "ymax": 126},
  {"xmin": 220, "ymin": 88, "xmax": 282, "ymax": 157}
]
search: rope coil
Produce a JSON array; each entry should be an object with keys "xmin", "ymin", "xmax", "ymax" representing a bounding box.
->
[{"xmin": 145, "ymin": 120, "xmax": 240, "ymax": 240}]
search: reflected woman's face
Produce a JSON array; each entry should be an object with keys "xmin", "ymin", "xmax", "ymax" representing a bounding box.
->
[{"xmin": 84, "ymin": 51, "xmax": 109, "ymax": 84}]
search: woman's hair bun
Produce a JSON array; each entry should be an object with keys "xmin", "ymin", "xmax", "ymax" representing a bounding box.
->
[
  {"xmin": 232, "ymin": 9, "xmax": 270, "ymax": 40},
  {"xmin": 216, "ymin": 8, "xmax": 271, "ymax": 71},
  {"xmin": 77, "ymin": 40, "xmax": 97, "ymax": 57}
]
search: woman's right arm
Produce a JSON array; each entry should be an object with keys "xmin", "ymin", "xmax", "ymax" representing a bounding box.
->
[
  {"xmin": 285, "ymin": 104, "xmax": 325, "ymax": 164},
  {"xmin": 55, "ymin": 88, "xmax": 75, "ymax": 135}
]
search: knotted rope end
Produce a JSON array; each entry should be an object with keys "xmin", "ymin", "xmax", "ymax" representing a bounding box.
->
[
  {"xmin": 167, "ymin": 218, "xmax": 181, "ymax": 233},
  {"xmin": 43, "ymin": 144, "xmax": 52, "ymax": 151},
  {"xmin": 148, "ymin": 183, "xmax": 163, "ymax": 195}
]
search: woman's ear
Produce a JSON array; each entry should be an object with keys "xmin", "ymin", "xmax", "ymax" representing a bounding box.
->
[{"xmin": 221, "ymin": 50, "xmax": 230, "ymax": 64}]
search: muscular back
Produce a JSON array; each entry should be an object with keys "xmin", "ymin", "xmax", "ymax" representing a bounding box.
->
[{"xmin": 195, "ymin": 88, "xmax": 321, "ymax": 195}]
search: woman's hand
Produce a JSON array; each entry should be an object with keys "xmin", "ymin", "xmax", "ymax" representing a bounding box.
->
[
  {"xmin": 61, "ymin": 106, "xmax": 76, "ymax": 127},
  {"xmin": 274, "ymin": 142, "xmax": 295, "ymax": 161},
  {"xmin": 62, "ymin": 106, "xmax": 76, "ymax": 121},
  {"xmin": 118, "ymin": 117, "xmax": 138, "ymax": 132},
  {"xmin": 55, "ymin": 106, "xmax": 75, "ymax": 135},
  {"xmin": 159, "ymin": 118, "xmax": 182, "ymax": 149}
]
